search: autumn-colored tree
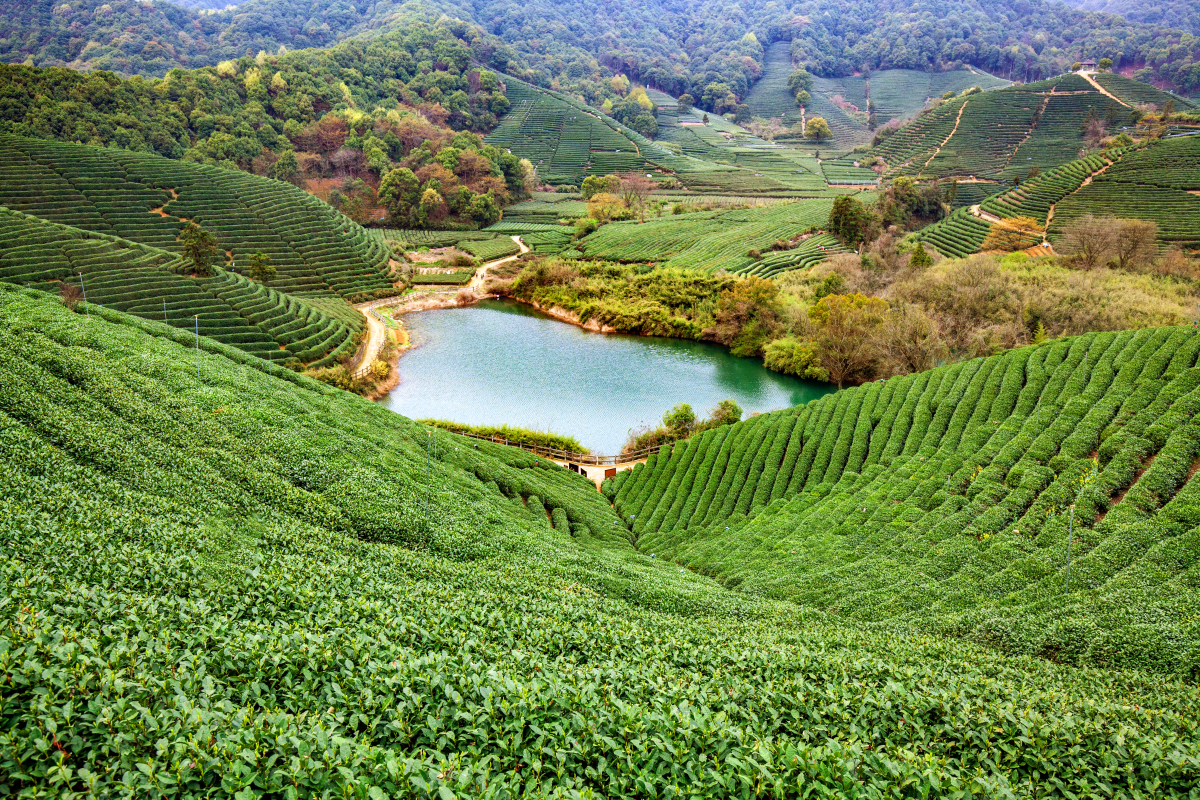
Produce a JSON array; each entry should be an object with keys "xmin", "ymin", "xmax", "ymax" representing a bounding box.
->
[
  {"xmin": 581, "ymin": 175, "xmax": 620, "ymax": 200},
  {"xmin": 805, "ymin": 117, "xmax": 833, "ymax": 142},
  {"xmin": 1057, "ymin": 214, "xmax": 1117, "ymax": 269},
  {"xmin": 981, "ymin": 217, "xmax": 1044, "ymax": 252},
  {"xmin": 417, "ymin": 188, "xmax": 448, "ymax": 227},
  {"xmin": 313, "ymin": 115, "xmax": 349, "ymax": 154},
  {"xmin": 704, "ymin": 277, "xmax": 783, "ymax": 357},
  {"xmin": 808, "ymin": 293, "xmax": 889, "ymax": 388},
  {"xmin": 587, "ymin": 192, "xmax": 627, "ymax": 222}
]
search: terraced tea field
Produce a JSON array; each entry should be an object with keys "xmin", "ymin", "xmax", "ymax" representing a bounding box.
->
[
  {"xmin": 610, "ymin": 326, "xmax": 1200, "ymax": 676},
  {"xmin": 502, "ymin": 193, "xmax": 589, "ymax": 223},
  {"xmin": 0, "ymin": 207, "xmax": 356, "ymax": 365},
  {"xmin": 486, "ymin": 77, "xmax": 700, "ymax": 183},
  {"xmin": 868, "ymin": 74, "xmax": 1194, "ymax": 182},
  {"xmin": 918, "ymin": 136, "xmax": 1200, "ymax": 254},
  {"xmin": 6, "ymin": 284, "xmax": 1200, "ymax": 796},
  {"xmin": 578, "ymin": 198, "xmax": 841, "ymax": 273},
  {"xmin": 745, "ymin": 42, "xmax": 1009, "ymax": 152},
  {"xmin": 0, "ymin": 135, "xmax": 396, "ymax": 302},
  {"xmin": 1093, "ymin": 72, "xmax": 1194, "ymax": 108},
  {"xmin": 493, "ymin": 75, "xmax": 866, "ymax": 196}
]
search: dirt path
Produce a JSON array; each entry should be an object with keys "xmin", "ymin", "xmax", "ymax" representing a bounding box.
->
[
  {"xmin": 1042, "ymin": 155, "xmax": 1118, "ymax": 240},
  {"xmin": 469, "ymin": 235, "xmax": 530, "ymax": 289},
  {"xmin": 969, "ymin": 204, "xmax": 1004, "ymax": 223},
  {"xmin": 1078, "ymin": 71, "xmax": 1130, "ymax": 108},
  {"xmin": 918, "ymin": 99, "xmax": 969, "ymax": 178},
  {"xmin": 351, "ymin": 236, "xmax": 529, "ymax": 376}
]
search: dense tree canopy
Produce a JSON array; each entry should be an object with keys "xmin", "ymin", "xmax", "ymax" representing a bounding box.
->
[
  {"xmin": 0, "ymin": 22, "xmax": 529, "ymax": 225},
  {"xmin": 4, "ymin": 0, "xmax": 1199, "ymax": 100}
]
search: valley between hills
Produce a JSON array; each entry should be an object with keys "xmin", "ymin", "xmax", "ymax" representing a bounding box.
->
[{"xmin": 3, "ymin": 1, "xmax": 1200, "ymax": 795}]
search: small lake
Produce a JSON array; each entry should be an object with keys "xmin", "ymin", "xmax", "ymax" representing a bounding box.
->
[{"xmin": 381, "ymin": 300, "xmax": 832, "ymax": 453}]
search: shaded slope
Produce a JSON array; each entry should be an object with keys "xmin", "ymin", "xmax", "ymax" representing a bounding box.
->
[
  {"xmin": 0, "ymin": 206, "xmax": 356, "ymax": 364},
  {"xmin": 608, "ymin": 326, "xmax": 1200, "ymax": 675},
  {"xmin": 4, "ymin": 283, "xmax": 1200, "ymax": 796},
  {"xmin": 0, "ymin": 135, "xmax": 396, "ymax": 302}
]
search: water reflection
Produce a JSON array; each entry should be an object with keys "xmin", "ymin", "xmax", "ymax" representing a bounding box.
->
[{"xmin": 382, "ymin": 300, "xmax": 832, "ymax": 453}]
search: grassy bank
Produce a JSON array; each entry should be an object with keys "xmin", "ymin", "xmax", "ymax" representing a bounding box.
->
[
  {"xmin": 494, "ymin": 258, "xmax": 734, "ymax": 339},
  {"xmin": 420, "ymin": 418, "xmax": 587, "ymax": 453},
  {"xmin": 494, "ymin": 250, "xmax": 1200, "ymax": 389}
]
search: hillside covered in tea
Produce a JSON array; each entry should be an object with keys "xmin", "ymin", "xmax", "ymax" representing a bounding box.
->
[{"xmin": 4, "ymin": 284, "xmax": 1200, "ymax": 797}]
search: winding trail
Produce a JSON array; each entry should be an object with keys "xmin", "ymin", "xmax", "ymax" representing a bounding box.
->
[
  {"xmin": 350, "ymin": 236, "xmax": 529, "ymax": 376},
  {"xmin": 918, "ymin": 98, "xmax": 970, "ymax": 178},
  {"xmin": 1042, "ymin": 155, "xmax": 1118, "ymax": 239},
  {"xmin": 469, "ymin": 235, "xmax": 530, "ymax": 289}
]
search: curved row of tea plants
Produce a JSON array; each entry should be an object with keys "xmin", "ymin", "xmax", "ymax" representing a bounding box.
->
[
  {"xmin": 609, "ymin": 326, "xmax": 1200, "ymax": 676},
  {"xmin": 578, "ymin": 198, "xmax": 836, "ymax": 274},
  {"xmin": 4, "ymin": 283, "xmax": 1200, "ymax": 796},
  {"xmin": 0, "ymin": 207, "xmax": 355, "ymax": 366},
  {"xmin": 0, "ymin": 134, "xmax": 397, "ymax": 302},
  {"xmin": 916, "ymin": 136, "xmax": 1200, "ymax": 254}
]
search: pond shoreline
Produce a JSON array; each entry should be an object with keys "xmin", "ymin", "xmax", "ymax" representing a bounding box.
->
[{"xmin": 378, "ymin": 298, "xmax": 830, "ymax": 454}]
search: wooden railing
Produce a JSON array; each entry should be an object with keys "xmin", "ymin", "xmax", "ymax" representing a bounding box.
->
[{"xmin": 441, "ymin": 429, "xmax": 664, "ymax": 466}]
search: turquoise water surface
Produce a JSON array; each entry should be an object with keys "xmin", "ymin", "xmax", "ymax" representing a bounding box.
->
[{"xmin": 381, "ymin": 300, "xmax": 831, "ymax": 453}]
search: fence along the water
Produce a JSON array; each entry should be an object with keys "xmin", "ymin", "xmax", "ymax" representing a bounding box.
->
[{"xmin": 445, "ymin": 429, "xmax": 664, "ymax": 466}]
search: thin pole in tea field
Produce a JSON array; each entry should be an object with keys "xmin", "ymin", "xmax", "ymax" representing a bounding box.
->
[
  {"xmin": 193, "ymin": 315, "xmax": 200, "ymax": 379},
  {"xmin": 78, "ymin": 272, "xmax": 89, "ymax": 320},
  {"xmin": 163, "ymin": 298, "xmax": 168, "ymax": 324}
]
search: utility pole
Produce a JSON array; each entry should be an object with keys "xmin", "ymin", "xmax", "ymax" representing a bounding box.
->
[
  {"xmin": 78, "ymin": 272, "xmax": 89, "ymax": 320},
  {"xmin": 163, "ymin": 298, "xmax": 168, "ymax": 324},
  {"xmin": 193, "ymin": 315, "xmax": 200, "ymax": 380}
]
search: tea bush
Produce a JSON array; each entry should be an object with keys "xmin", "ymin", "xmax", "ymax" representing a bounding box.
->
[
  {"xmin": 614, "ymin": 326, "xmax": 1200, "ymax": 677},
  {"xmin": 5, "ymin": 285, "xmax": 1200, "ymax": 796}
]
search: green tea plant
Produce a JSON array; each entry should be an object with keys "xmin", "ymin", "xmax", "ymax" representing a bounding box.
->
[
  {"xmin": 612, "ymin": 325, "xmax": 1200, "ymax": 676},
  {"xmin": 4, "ymin": 283, "xmax": 1200, "ymax": 796}
]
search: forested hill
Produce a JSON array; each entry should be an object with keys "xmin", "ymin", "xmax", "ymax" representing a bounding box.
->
[
  {"xmin": 1064, "ymin": 0, "xmax": 1200, "ymax": 35},
  {"xmin": 3, "ymin": 0, "xmax": 1199, "ymax": 96}
]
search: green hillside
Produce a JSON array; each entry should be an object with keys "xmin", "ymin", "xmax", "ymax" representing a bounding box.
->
[
  {"xmin": 0, "ymin": 135, "xmax": 396, "ymax": 301},
  {"xmin": 486, "ymin": 77, "xmax": 698, "ymax": 183},
  {"xmin": 577, "ymin": 198, "xmax": 851, "ymax": 274},
  {"xmin": 5, "ymin": 283, "xmax": 1200, "ymax": 796},
  {"xmin": 489, "ymin": 76, "xmax": 869, "ymax": 195},
  {"xmin": 917, "ymin": 136, "xmax": 1200, "ymax": 255},
  {"xmin": 869, "ymin": 73, "xmax": 1192, "ymax": 182},
  {"xmin": 744, "ymin": 42, "xmax": 1011, "ymax": 152},
  {"xmin": 608, "ymin": 326, "xmax": 1200, "ymax": 676},
  {"xmin": 0, "ymin": 207, "xmax": 356, "ymax": 365},
  {"xmin": 0, "ymin": 133, "xmax": 408, "ymax": 364}
]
